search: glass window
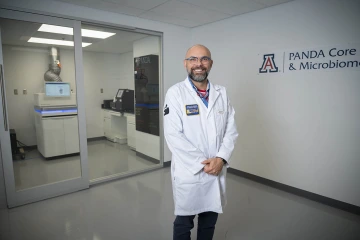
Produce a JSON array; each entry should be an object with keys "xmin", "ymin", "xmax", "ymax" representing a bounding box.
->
[
  {"xmin": 81, "ymin": 23, "xmax": 162, "ymax": 181},
  {"xmin": 0, "ymin": 18, "xmax": 81, "ymax": 191}
]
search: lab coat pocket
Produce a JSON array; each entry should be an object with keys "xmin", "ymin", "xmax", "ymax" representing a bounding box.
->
[
  {"xmin": 174, "ymin": 164, "xmax": 201, "ymax": 184},
  {"xmin": 175, "ymin": 182, "xmax": 202, "ymax": 212},
  {"xmin": 215, "ymin": 109, "xmax": 227, "ymax": 136}
]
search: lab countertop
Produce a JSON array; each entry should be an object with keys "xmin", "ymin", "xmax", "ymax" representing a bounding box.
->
[{"xmin": 102, "ymin": 108, "xmax": 135, "ymax": 117}]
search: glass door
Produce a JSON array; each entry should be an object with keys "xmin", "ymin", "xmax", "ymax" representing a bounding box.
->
[
  {"xmin": 80, "ymin": 22, "xmax": 163, "ymax": 184},
  {"xmin": 0, "ymin": 9, "xmax": 89, "ymax": 208}
]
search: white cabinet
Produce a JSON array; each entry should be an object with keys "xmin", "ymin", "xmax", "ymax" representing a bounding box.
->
[
  {"xmin": 102, "ymin": 110, "xmax": 131, "ymax": 144},
  {"xmin": 126, "ymin": 115, "xmax": 136, "ymax": 149},
  {"xmin": 110, "ymin": 111, "xmax": 127, "ymax": 144},
  {"xmin": 103, "ymin": 110, "xmax": 114, "ymax": 141},
  {"xmin": 104, "ymin": 117, "xmax": 111, "ymax": 137},
  {"xmin": 136, "ymin": 131, "xmax": 160, "ymax": 160},
  {"xmin": 127, "ymin": 125, "xmax": 136, "ymax": 149},
  {"xmin": 41, "ymin": 117, "xmax": 66, "ymax": 157},
  {"xmin": 34, "ymin": 94, "xmax": 79, "ymax": 158},
  {"xmin": 63, "ymin": 116, "xmax": 80, "ymax": 154},
  {"xmin": 36, "ymin": 115, "xmax": 80, "ymax": 158}
]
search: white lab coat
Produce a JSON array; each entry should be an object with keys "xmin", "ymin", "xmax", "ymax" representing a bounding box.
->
[{"xmin": 164, "ymin": 77, "xmax": 238, "ymax": 216}]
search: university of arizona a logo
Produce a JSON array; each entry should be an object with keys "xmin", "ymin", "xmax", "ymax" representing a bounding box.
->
[{"xmin": 259, "ymin": 54, "xmax": 279, "ymax": 73}]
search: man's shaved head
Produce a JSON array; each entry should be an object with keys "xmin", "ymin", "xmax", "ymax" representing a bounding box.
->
[
  {"xmin": 184, "ymin": 44, "xmax": 213, "ymax": 82},
  {"xmin": 185, "ymin": 44, "xmax": 212, "ymax": 58}
]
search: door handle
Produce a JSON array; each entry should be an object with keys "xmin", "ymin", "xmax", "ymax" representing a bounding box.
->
[{"xmin": 0, "ymin": 64, "xmax": 8, "ymax": 131}]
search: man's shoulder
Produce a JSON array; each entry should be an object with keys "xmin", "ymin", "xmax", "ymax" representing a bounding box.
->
[
  {"xmin": 166, "ymin": 81, "xmax": 187, "ymax": 94},
  {"xmin": 212, "ymin": 82, "xmax": 227, "ymax": 93}
]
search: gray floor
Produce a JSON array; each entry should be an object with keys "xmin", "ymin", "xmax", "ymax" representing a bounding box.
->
[
  {"xmin": 13, "ymin": 139, "xmax": 158, "ymax": 190},
  {"xmin": 87, "ymin": 140, "xmax": 157, "ymax": 180},
  {"xmin": 1, "ymin": 167, "xmax": 359, "ymax": 240}
]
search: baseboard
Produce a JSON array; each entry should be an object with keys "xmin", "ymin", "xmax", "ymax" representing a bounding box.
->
[
  {"xmin": 228, "ymin": 168, "xmax": 360, "ymax": 216},
  {"xmin": 45, "ymin": 153, "xmax": 80, "ymax": 160},
  {"xmin": 135, "ymin": 152, "xmax": 160, "ymax": 164},
  {"xmin": 162, "ymin": 160, "xmax": 359, "ymax": 215},
  {"xmin": 18, "ymin": 137, "xmax": 106, "ymax": 152},
  {"xmin": 87, "ymin": 136, "xmax": 107, "ymax": 142},
  {"xmin": 23, "ymin": 145, "xmax": 37, "ymax": 151}
]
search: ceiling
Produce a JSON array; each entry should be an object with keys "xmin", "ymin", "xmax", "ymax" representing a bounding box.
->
[
  {"xmin": 0, "ymin": 0, "xmax": 294, "ymax": 53},
  {"xmin": 53, "ymin": 0, "xmax": 294, "ymax": 28},
  {"xmin": 0, "ymin": 18, "xmax": 150, "ymax": 54}
]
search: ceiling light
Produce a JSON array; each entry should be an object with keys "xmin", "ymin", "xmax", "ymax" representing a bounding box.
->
[
  {"xmin": 81, "ymin": 29, "xmax": 115, "ymax": 39},
  {"xmin": 38, "ymin": 24, "xmax": 73, "ymax": 35},
  {"xmin": 38, "ymin": 24, "xmax": 116, "ymax": 39},
  {"xmin": 28, "ymin": 37, "xmax": 92, "ymax": 47}
]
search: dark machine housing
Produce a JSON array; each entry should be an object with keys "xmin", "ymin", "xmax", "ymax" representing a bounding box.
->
[{"xmin": 110, "ymin": 89, "xmax": 134, "ymax": 113}]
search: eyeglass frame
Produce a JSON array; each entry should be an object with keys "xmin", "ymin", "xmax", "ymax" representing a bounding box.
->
[{"xmin": 184, "ymin": 56, "xmax": 212, "ymax": 64}]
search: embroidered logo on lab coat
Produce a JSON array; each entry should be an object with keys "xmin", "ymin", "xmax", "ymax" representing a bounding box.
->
[
  {"xmin": 164, "ymin": 104, "xmax": 169, "ymax": 116},
  {"xmin": 185, "ymin": 104, "xmax": 199, "ymax": 116}
]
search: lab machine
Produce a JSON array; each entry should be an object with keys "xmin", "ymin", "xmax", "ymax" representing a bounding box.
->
[
  {"xmin": 110, "ymin": 89, "xmax": 134, "ymax": 113},
  {"xmin": 34, "ymin": 82, "xmax": 79, "ymax": 158},
  {"xmin": 134, "ymin": 54, "xmax": 159, "ymax": 136}
]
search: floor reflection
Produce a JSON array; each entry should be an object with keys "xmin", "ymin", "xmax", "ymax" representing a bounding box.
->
[{"xmin": 13, "ymin": 139, "xmax": 158, "ymax": 190}]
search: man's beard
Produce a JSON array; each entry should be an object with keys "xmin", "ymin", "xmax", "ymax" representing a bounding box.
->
[{"xmin": 188, "ymin": 68, "xmax": 209, "ymax": 82}]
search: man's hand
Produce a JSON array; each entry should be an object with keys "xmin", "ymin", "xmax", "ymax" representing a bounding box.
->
[{"xmin": 201, "ymin": 157, "xmax": 224, "ymax": 176}]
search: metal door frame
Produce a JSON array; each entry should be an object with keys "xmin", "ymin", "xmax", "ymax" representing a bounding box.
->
[{"xmin": 0, "ymin": 8, "xmax": 89, "ymax": 208}]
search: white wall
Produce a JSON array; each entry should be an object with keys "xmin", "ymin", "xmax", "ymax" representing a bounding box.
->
[
  {"xmin": 83, "ymin": 50, "xmax": 133, "ymax": 138},
  {"xmin": 191, "ymin": 0, "xmax": 360, "ymax": 206},
  {"xmin": 133, "ymin": 36, "xmax": 160, "ymax": 57}
]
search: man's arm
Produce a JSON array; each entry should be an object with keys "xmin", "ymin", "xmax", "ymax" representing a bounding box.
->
[
  {"xmin": 216, "ymin": 94, "xmax": 239, "ymax": 167},
  {"xmin": 164, "ymin": 88, "xmax": 207, "ymax": 175}
]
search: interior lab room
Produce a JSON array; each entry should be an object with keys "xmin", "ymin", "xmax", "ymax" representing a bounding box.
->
[
  {"xmin": 0, "ymin": 18, "xmax": 162, "ymax": 191},
  {"xmin": 0, "ymin": 0, "xmax": 359, "ymax": 239}
]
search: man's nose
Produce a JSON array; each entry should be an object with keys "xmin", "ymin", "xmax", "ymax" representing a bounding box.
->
[{"xmin": 193, "ymin": 60, "xmax": 202, "ymax": 66}]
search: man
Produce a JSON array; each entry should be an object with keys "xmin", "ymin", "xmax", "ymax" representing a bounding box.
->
[{"xmin": 164, "ymin": 44, "xmax": 238, "ymax": 240}]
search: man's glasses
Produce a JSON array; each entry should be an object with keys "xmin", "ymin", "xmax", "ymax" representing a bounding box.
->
[{"xmin": 185, "ymin": 56, "xmax": 212, "ymax": 64}]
